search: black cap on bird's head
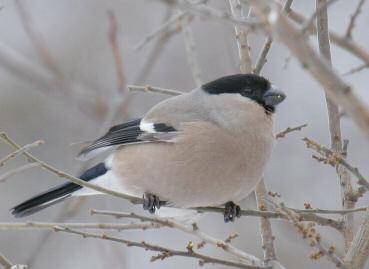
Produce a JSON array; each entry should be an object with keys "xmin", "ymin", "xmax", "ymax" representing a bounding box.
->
[{"xmin": 201, "ymin": 74, "xmax": 286, "ymax": 114}]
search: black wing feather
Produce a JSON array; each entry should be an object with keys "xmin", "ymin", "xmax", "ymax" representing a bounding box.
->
[{"xmin": 77, "ymin": 118, "xmax": 176, "ymax": 159}]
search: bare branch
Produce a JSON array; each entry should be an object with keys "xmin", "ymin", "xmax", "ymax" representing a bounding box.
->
[
  {"xmin": 0, "ymin": 42, "xmax": 106, "ymax": 121},
  {"xmin": 0, "ymin": 222, "xmax": 160, "ymax": 231},
  {"xmin": 301, "ymin": 0, "xmax": 340, "ymax": 34},
  {"xmin": 276, "ymin": 202, "xmax": 347, "ymax": 268},
  {"xmin": 128, "ymin": 84, "xmax": 184, "ymax": 96},
  {"xmin": 316, "ymin": 0, "xmax": 354, "ymax": 250},
  {"xmin": 255, "ymin": 182, "xmax": 277, "ymax": 263},
  {"xmin": 91, "ymin": 209, "xmax": 265, "ymax": 266},
  {"xmin": 14, "ymin": 0, "xmax": 62, "ymax": 79},
  {"xmin": 0, "ymin": 252, "xmax": 26, "ymax": 269},
  {"xmin": 0, "ymin": 252, "xmax": 13, "ymax": 269},
  {"xmin": 303, "ymin": 137, "xmax": 369, "ymax": 191},
  {"xmin": 0, "ymin": 132, "xmax": 142, "ymax": 204},
  {"xmin": 260, "ymin": 6, "xmax": 369, "ymax": 140},
  {"xmin": 228, "ymin": 0, "xmax": 253, "ymax": 73},
  {"xmin": 107, "ymin": 10, "xmax": 126, "ymax": 94},
  {"xmin": 0, "ymin": 140, "xmax": 44, "ymax": 167},
  {"xmin": 288, "ymin": 9, "xmax": 369, "ymax": 67},
  {"xmin": 345, "ymin": 0, "xmax": 367, "ymax": 39},
  {"xmin": 344, "ymin": 207, "xmax": 369, "ymax": 269},
  {"xmin": 134, "ymin": 11, "xmax": 187, "ymax": 51},
  {"xmin": 253, "ymin": 0, "xmax": 294, "ymax": 74},
  {"xmin": 180, "ymin": 12, "xmax": 203, "ymax": 86},
  {"xmin": 0, "ymin": 163, "xmax": 40, "ymax": 183},
  {"xmin": 54, "ymin": 226, "xmax": 262, "ymax": 269},
  {"xmin": 275, "ymin": 123, "xmax": 308, "ymax": 139},
  {"xmin": 342, "ymin": 63, "xmax": 368, "ymax": 76}
]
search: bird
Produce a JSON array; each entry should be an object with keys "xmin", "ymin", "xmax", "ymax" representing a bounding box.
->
[{"xmin": 11, "ymin": 74, "xmax": 286, "ymax": 222}]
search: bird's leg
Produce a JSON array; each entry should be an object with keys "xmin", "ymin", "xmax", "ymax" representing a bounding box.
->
[
  {"xmin": 143, "ymin": 192, "xmax": 161, "ymax": 214},
  {"xmin": 224, "ymin": 201, "xmax": 241, "ymax": 222}
]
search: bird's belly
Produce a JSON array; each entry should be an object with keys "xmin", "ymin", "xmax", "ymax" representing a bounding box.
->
[{"xmin": 113, "ymin": 134, "xmax": 273, "ymax": 208}]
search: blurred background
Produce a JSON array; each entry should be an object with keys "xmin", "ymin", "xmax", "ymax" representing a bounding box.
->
[{"xmin": 0, "ymin": 0, "xmax": 369, "ymax": 268}]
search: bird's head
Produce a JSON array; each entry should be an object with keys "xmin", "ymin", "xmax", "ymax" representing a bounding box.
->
[{"xmin": 201, "ymin": 74, "xmax": 286, "ymax": 114}]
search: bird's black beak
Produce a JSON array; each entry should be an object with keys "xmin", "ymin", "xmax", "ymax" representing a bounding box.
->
[{"xmin": 263, "ymin": 85, "xmax": 286, "ymax": 107}]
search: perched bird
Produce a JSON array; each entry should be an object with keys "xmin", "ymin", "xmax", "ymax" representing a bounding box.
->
[{"xmin": 11, "ymin": 74, "xmax": 286, "ymax": 222}]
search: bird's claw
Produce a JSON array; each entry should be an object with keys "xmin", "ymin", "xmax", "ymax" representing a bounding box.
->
[
  {"xmin": 224, "ymin": 201, "xmax": 241, "ymax": 222},
  {"xmin": 143, "ymin": 193, "xmax": 161, "ymax": 214}
]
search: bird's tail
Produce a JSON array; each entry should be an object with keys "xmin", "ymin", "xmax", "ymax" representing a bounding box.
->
[{"xmin": 11, "ymin": 162, "xmax": 108, "ymax": 218}]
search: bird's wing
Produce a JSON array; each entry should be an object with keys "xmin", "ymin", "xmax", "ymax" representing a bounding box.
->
[{"xmin": 77, "ymin": 118, "xmax": 178, "ymax": 160}]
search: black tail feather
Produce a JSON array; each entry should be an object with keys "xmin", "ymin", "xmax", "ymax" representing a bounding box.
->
[{"xmin": 11, "ymin": 162, "xmax": 108, "ymax": 218}]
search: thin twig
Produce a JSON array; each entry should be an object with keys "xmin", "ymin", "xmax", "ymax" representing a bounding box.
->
[
  {"xmin": 275, "ymin": 123, "xmax": 307, "ymax": 139},
  {"xmin": 344, "ymin": 207, "xmax": 369, "ymax": 269},
  {"xmin": 255, "ymin": 182, "xmax": 277, "ymax": 263},
  {"xmin": 228, "ymin": 0, "xmax": 253, "ymax": 73},
  {"xmin": 342, "ymin": 63, "xmax": 368, "ymax": 76},
  {"xmin": 0, "ymin": 222, "xmax": 160, "ymax": 231},
  {"xmin": 0, "ymin": 163, "xmax": 40, "ymax": 183},
  {"xmin": 316, "ymin": 0, "xmax": 354, "ymax": 250},
  {"xmin": 128, "ymin": 84, "xmax": 184, "ymax": 96},
  {"xmin": 134, "ymin": 12, "xmax": 187, "ymax": 51},
  {"xmin": 303, "ymin": 137, "xmax": 369, "ymax": 191},
  {"xmin": 345, "ymin": 0, "xmax": 367, "ymax": 39},
  {"xmin": 288, "ymin": 9, "xmax": 369, "ymax": 67},
  {"xmin": 107, "ymin": 10, "xmax": 126, "ymax": 94},
  {"xmin": 180, "ymin": 12, "xmax": 203, "ymax": 86},
  {"xmin": 276, "ymin": 202, "xmax": 347, "ymax": 268},
  {"xmin": 291, "ymin": 207, "xmax": 367, "ymax": 215},
  {"xmin": 0, "ymin": 252, "xmax": 13, "ymax": 269},
  {"xmin": 0, "ymin": 132, "xmax": 142, "ymax": 204},
  {"xmin": 253, "ymin": 0, "xmax": 294, "ymax": 74},
  {"xmin": 91, "ymin": 209, "xmax": 265, "ymax": 266},
  {"xmin": 55, "ymin": 226, "xmax": 262, "ymax": 269},
  {"xmin": 14, "ymin": 0, "xmax": 62, "ymax": 79},
  {"xmin": 261, "ymin": 6, "xmax": 369, "ymax": 140},
  {"xmin": 174, "ymin": 1, "xmax": 263, "ymax": 30},
  {"xmin": 301, "ymin": 0, "xmax": 340, "ymax": 34},
  {"xmin": 0, "ymin": 140, "xmax": 44, "ymax": 167}
]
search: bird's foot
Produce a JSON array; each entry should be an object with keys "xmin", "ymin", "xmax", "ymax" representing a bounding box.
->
[
  {"xmin": 224, "ymin": 201, "xmax": 241, "ymax": 223},
  {"xmin": 143, "ymin": 193, "xmax": 161, "ymax": 214}
]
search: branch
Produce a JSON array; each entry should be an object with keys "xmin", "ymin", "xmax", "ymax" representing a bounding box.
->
[
  {"xmin": 275, "ymin": 123, "xmax": 307, "ymax": 139},
  {"xmin": 344, "ymin": 207, "xmax": 369, "ymax": 269},
  {"xmin": 0, "ymin": 252, "xmax": 12, "ymax": 269},
  {"xmin": 258, "ymin": 5, "xmax": 369, "ymax": 140},
  {"xmin": 134, "ymin": 11, "xmax": 188, "ymax": 51},
  {"xmin": 300, "ymin": 0, "xmax": 340, "ymax": 34},
  {"xmin": 54, "ymin": 226, "xmax": 262, "ymax": 269},
  {"xmin": 91, "ymin": 209, "xmax": 265, "ymax": 266},
  {"xmin": 255, "ymin": 182, "xmax": 277, "ymax": 263},
  {"xmin": 180, "ymin": 12, "xmax": 203, "ymax": 86},
  {"xmin": 228, "ymin": 0, "xmax": 253, "ymax": 73},
  {"xmin": 316, "ymin": 0, "xmax": 354, "ymax": 250},
  {"xmin": 174, "ymin": 1, "xmax": 263, "ymax": 30},
  {"xmin": 128, "ymin": 84, "xmax": 184, "ymax": 96},
  {"xmin": 288, "ymin": 9, "xmax": 369, "ymax": 67},
  {"xmin": 0, "ymin": 222, "xmax": 160, "ymax": 231},
  {"xmin": 0, "ymin": 163, "xmax": 40, "ymax": 183},
  {"xmin": 253, "ymin": 0, "xmax": 294, "ymax": 74},
  {"xmin": 345, "ymin": 0, "xmax": 367, "ymax": 39},
  {"xmin": 0, "ymin": 41, "xmax": 107, "ymax": 121},
  {"xmin": 0, "ymin": 139, "xmax": 44, "ymax": 167},
  {"xmin": 107, "ymin": 10, "xmax": 126, "ymax": 94},
  {"xmin": 0, "ymin": 132, "xmax": 142, "ymax": 204},
  {"xmin": 14, "ymin": 0, "xmax": 62, "ymax": 79},
  {"xmin": 275, "ymin": 202, "xmax": 347, "ymax": 268},
  {"xmin": 342, "ymin": 63, "xmax": 368, "ymax": 76},
  {"xmin": 0, "ymin": 252, "xmax": 26, "ymax": 269},
  {"xmin": 303, "ymin": 137, "xmax": 369, "ymax": 191}
]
